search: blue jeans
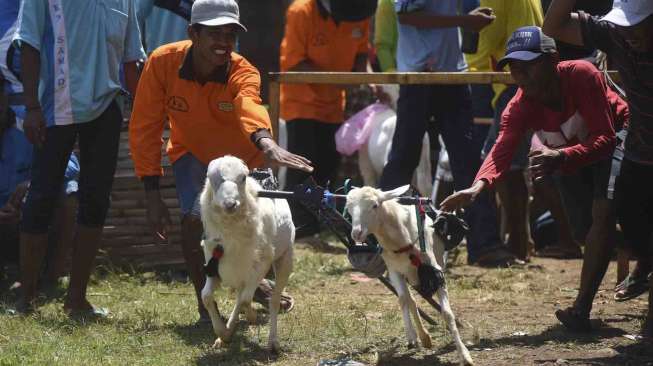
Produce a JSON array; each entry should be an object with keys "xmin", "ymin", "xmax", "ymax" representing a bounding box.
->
[{"xmin": 379, "ymin": 84, "xmax": 501, "ymax": 263}]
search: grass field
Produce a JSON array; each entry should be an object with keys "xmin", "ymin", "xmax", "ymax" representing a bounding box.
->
[{"xmin": 1, "ymin": 240, "xmax": 651, "ymax": 366}]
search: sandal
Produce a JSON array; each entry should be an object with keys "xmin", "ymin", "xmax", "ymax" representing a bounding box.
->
[
  {"xmin": 614, "ymin": 272, "xmax": 650, "ymax": 302},
  {"xmin": 535, "ymin": 244, "xmax": 583, "ymax": 259},
  {"xmin": 555, "ymin": 307, "xmax": 591, "ymax": 332},
  {"xmin": 64, "ymin": 300, "xmax": 109, "ymax": 319},
  {"xmin": 253, "ymin": 279, "xmax": 295, "ymax": 313},
  {"xmin": 66, "ymin": 306, "xmax": 109, "ymax": 319}
]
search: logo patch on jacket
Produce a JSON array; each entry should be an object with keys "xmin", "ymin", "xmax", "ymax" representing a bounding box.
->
[
  {"xmin": 218, "ymin": 102, "xmax": 234, "ymax": 112},
  {"xmin": 167, "ymin": 96, "xmax": 189, "ymax": 112},
  {"xmin": 352, "ymin": 28, "xmax": 363, "ymax": 39}
]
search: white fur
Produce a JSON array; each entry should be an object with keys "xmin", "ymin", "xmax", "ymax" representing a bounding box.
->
[
  {"xmin": 345, "ymin": 186, "xmax": 473, "ymax": 366},
  {"xmin": 358, "ymin": 112, "xmax": 433, "ymax": 197},
  {"xmin": 199, "ymin": 155, "xmax": 294, "ymax": 353}
]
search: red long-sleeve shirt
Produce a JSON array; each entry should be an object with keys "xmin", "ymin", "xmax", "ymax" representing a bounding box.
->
[{"xmin": 476, "ymin": 60, "xmax": 629, "ymax": 186}]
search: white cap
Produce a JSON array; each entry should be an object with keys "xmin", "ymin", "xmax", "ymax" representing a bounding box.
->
[
  {"xmin": 601, "ymin": 0, "xmax": 653, "ymax": 27},
  {"xmin": 190, "ymin": 0, "xmax": 247, "ymax": 32}
]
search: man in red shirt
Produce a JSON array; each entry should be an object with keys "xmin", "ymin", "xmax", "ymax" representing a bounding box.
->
[{"xmin": 441, "ymin": 26, "xmax": 629, "ymax": 331}]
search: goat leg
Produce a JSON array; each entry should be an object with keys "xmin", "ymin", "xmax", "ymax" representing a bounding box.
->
[
  {"xmin": 269, "ymin": 249, "xmax": 293, "ymax": 354},
  {"xmin": 436, "ymin": 286, "xmax": 474, "ymax": 366},
  {"xmin": 201, "ymin": 276, "xmax": 227, "ymax": 346},
  {"xmin": 407, "ymin": 292, "xmax": 433, "ymax": 348}
]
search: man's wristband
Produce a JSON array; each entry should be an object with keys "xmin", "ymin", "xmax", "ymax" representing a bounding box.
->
[
  {"xmin": 143, "ymin": 176, "xmax": 160, "ymax": 191},
  {"xmin": 251, "ymin": 129, "xmax": 274, "ymax": 151}
]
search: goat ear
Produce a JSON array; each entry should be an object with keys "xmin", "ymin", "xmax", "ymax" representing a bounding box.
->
[{"xmin": 379, "ymin": 185, "xmax": 410, "ymax": 202}]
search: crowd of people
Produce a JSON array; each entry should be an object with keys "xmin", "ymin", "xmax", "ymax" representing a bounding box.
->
[{"xmin": 0, "ymin": 0, "xmax": 651, "ymax": 341}]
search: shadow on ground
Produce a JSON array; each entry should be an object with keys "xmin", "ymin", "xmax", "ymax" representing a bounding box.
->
[{"xmin": 472, "ymin": 322, "xmax": 627, "ymax": 350}]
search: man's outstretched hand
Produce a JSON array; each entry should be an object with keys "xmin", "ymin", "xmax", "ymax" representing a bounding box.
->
[
  {"xmin": 258, "ymin": 137, "xmax": 313, "ymax": 173},
  {"xmin": 440, "ymin": 180, "xmax": 487, "ymax": 212}
]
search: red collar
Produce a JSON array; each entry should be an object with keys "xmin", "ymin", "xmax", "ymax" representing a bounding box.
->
[
  {"xmin": 212, "ymin": 245, "xmax": 224, "ymax": 260},
  {"xmin": 393, "ymin": 244, "xmax": 422, "ymax": 267},
  {"xmin": 393, "ymin": 245, "xmax": 414, "ymax": 254}
]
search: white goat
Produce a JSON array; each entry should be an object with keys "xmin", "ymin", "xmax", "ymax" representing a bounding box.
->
[
  {"xmin": 358, "ymin": 113, "xmax": 433, "ymax": 197},
  {"xmin": 199, "ymin": 155, "xmax": 294, "ymax": 353},
  {"xmin": 345, "ymin": 185, "xmax": 473, "ymax": 366}
]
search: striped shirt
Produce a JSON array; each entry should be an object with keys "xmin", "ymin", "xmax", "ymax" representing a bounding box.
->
[
  {"xmin": 13, "ymin": 0, "xmax": 145, "ymax": 127},
  {"xmin": 579, "ymin": 12, "xmax": 653, "ymax": 165}
]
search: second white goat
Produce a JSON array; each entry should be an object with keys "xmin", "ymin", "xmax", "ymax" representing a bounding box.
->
[{"xmin": 345, "ymin": 185, "xmax": 473, "ymax": 365}]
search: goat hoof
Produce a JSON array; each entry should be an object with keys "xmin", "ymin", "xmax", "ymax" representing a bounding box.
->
[
  {"xmin": 420, "ymin": 335, "xmax": 433, "ymax": 349},
  {"xmin": 213, "ymin": 337, "xmax": 228, "ymax": 349},
  {"xmin": 460, "ymin": 356, "xmax": 474, "ymax": 366},
  {"xmin": 407, "ymin": 341, "xmax": 418, "ymax": 349}
]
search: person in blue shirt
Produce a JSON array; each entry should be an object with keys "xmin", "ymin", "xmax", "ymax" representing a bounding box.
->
[
  {"xmin": 137, "ymin": 0, "xmax": 189, "ymax": 54},
  {"xmin": 380, "ymin": 0, "xmax": 515, "ymax": 266},
  {"xmin": 12, "ymin": 0, "xmax": 145, "ymax": 316}
]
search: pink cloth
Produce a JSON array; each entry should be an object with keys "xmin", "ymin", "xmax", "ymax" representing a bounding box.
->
[{"xmin": 335, "ymin": 103, "xmax": 393, "ymax": 156}]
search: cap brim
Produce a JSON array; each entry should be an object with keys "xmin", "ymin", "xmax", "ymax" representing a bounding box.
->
[
  {"xmin": 601, "ymin": 8, "xmax": 651, "ymax": 27},
  {"xmin": 496, "ymin": 50, "xmax": 544, "ymax": 69},
  {"xmin": 195, "ymin": 17, "xmax": 247, "ymax": 32}
]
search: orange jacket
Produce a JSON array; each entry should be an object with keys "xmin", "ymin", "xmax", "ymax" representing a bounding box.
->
[
  {"xmin": 130, "ymin": 41, "xmax": 271, "ymax": 177},
  {"xmin": 280, "ymin": 0, "xmax": 370, "ymax": 124}
]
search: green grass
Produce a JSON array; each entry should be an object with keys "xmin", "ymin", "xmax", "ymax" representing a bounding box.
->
[
  {"xmin": 1, "ymin": 247, "xmax": 452, "ymax": 366},
  {"xmin": 2, "ymin": 245, "xmax": 649, "ymax": 365}
]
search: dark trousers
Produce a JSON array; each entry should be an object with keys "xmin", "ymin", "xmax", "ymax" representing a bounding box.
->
[
  {"xmin": 21, "ymin": 101, "xmax": 122, "ymax": 233},
  {"xmin": 285, "ymin": 118, "xmax": 341, "ymax": 230},
  {"xmin": 616, "ymin": 158, "xmax": 653, "ymax": 258},
  {"xmin": 379, "ymin": 84, "xmax": 501, "ymax": 262},
  {"xmin": 285, "ymin": 118, "xmax": 341, "ymax": 189}
]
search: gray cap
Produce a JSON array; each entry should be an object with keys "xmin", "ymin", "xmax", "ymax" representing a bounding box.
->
[{"xmin": 190, "ymin": 0, "xmax": 247, "ymax": 32}]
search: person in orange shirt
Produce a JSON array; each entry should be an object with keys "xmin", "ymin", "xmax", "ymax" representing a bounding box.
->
[
  {"xmin": 280, "ymin": 0, "xmax": 375, "ymax": 237},
  {"xmin": 129, "ymin": 0, "xmax": 312, "ymax": 323}
]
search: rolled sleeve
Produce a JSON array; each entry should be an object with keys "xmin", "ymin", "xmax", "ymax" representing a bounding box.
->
[
  {"xmin": 12, "ymin": 0, "xmax": 48, "ymax": 52},
  {"xmin": 123, "ymin": 0, "xmax": 146, "ymax": 62}
]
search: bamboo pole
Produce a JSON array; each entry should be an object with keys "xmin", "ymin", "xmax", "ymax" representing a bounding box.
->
[
  {"xmin": 269, "ymin": 71, "xmax": 619, "ymax": 85},
  {"xmin": 267, "ymin": 71, "xmax": 621, "ymax": 142}
]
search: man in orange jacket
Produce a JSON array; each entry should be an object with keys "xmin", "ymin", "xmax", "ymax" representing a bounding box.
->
[
  {"xmin": 280, "ymin": 0, "xmax": 374, "ymax": 237},
  {"xmin": 129, "ymin": 0, "xmax": 312, "ymax": 323}
]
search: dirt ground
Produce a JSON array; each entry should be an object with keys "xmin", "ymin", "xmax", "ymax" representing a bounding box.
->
[
  {"xmin": 354, "ymin": 250, "xmax": 653, "ymax": 366},
  {"xmin": 2, "ymin": 240, "xmax": 653, "ymax": 366}
]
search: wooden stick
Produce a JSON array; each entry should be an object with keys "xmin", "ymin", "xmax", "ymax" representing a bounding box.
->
[
  {"xmin": 268, "ymin": 80, "xmax": 280, "ymax": 139},
  {"xmin": 269, "ymin": 71, "xmax": 620, "ymax": 85}
]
